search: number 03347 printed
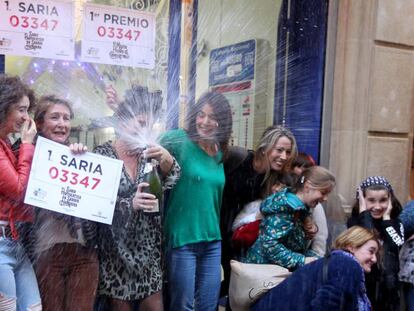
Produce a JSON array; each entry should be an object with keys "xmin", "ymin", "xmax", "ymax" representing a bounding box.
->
[{"xmin": 24, "ymin": 136, "xmax": 123, "ymax": 224}]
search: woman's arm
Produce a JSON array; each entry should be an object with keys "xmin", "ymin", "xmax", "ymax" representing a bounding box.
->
[
  {"xmin": 0, "ymin": 142, "xmax": 34, "ymax": 200},
  {"xmin": 0, "ymin": 118, "xmax": 37, "ymax": 199},
  {"xmin": 311, "ymin": 256, "xmax": 363, "ymax": 310},
  {"xmin": 381, "ymin": 218, "xmax": 404, "ymax": 248},
  {"xmin": 260, "ymin": 217, "xmax": 306, "ymax": 269},
  {"xmin": 143, "ymin": 145, "xmax": 175, "ymax": 176},
  {"xmin": 309, "ymin": 204, "xmax": 328, "ymax": 256}
]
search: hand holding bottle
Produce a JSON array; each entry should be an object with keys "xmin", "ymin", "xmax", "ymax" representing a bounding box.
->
[
  {"xmin": 143, "ymin": 145, "xmax": 173, "ymax": 175},
  {"xmin": 132, "ymin": 182, "xmax": 159, "ymax": 212}
]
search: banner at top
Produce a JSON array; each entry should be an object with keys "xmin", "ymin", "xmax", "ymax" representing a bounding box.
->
[
  {"xmin": 0, "ymin": 0, "xmax": 75, "ymax": 60},
  {"xmin": 80, "ymin": 3, "xmax": 156, "ymax": 69}
]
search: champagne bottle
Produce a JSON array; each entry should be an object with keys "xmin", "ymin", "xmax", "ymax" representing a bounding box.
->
[{"xmin": 142, "ymin": 158, "xmax": 162, "ymax": 213}]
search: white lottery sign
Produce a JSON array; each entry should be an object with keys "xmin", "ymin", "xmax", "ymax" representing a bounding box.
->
[
  {"xmin": 0, "ymin": 0, "xmax": 75, "ymax": 60},
  {"xmin": 25, "ymin": 137, "xmax": 123, "ymax": 224},
  {"xmin": 80, "ymin": 3, "xmax": 155, "ymax": 68}
]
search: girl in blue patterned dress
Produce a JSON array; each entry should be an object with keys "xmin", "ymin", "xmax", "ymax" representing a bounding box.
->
[{"xmin": 245, "ymin": 166, "xmax": 335, "ymax": 270}]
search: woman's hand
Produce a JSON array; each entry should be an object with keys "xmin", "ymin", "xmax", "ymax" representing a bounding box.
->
[
  {"xmin": 132, "ymin": 182, "xmax": 159, "ymax": 212},
  {"xmin": 303, "ymin": 216, "xmax": 318, "ymax": 240},
  {"xmin": 383, "ymin": 197, "xmax": 392, "ymax": 220},
  {"xmin": 143, "ymin": 145, "xmax": 173, "ymax": 175},
  {"xmin": 21, "ymin": 118, "xmax": 37, "ymax": 144},
  {"xmin": 358, "ymin": 187, "xmax": 367, "ymax": 213},
  {"xmin": 106, "ymin": 85, "xmax": 119, "ymax": 112},
  {"xmin": 69, "ymin": 143, "xmax": 88, "ymax": 154}
]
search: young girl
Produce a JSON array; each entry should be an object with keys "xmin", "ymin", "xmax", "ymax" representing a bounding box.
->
[
  {"xmin": 291, "ymin": 152, "xmax": 329, "ymax": 256},
  {"xmin": 245, "ymin": 166, "xmax": 336, "ymax": 270},
  {"xmin": 347, "ymin": 176, "xmax": 403, "ymax": 311}
]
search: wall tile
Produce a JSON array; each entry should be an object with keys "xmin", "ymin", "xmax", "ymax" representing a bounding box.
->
[{"xmin": 368, "ymin": 46, "xmax": 413, "ymax": 133}]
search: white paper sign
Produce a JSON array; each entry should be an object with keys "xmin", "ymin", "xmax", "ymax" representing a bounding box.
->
[
  {"xmin": 80, "ymin": 3, "xmax": 155, "ymax": 68},
  {"xmin": 0, "ymin": 0, "xmax": 75, "ymax": 60},
  {"xmin": 25, "ymin": 137, "xmax": 123, "ymax": 224}
]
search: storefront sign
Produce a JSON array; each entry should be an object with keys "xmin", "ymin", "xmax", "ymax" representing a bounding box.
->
[
  {"xmin": 209, "ymin": 40, "xmax": 256, "ymax": 86},
  {"xmin": 0, "ymin": 0, "xmax": 75, "ymax": 60},
  {"xmin": 80, "ymin": 3, "xmax": 155, "ymax": 69},
  {"xmin": 25, "ymin": 137, "xmax": 123, "ymax": 224}
]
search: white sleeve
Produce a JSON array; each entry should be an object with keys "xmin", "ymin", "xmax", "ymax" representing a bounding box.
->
[{"xmin": 310, "ymin": 203, "xmax": 329, "ymax": 256}]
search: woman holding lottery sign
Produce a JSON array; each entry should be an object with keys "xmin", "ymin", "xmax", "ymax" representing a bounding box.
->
[{"xmin": 23, "ymin": 95, "xmax": 99, "ymax": 311}]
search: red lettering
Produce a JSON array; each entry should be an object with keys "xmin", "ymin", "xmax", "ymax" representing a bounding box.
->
[
  {"xmin": 60, "ymin": 169, "xmax": 69, "ymax": 182},
  {"xmin": 49, "ymin": 166, "xmax": 59, "ymax": 179},
  {"xmin": 80, "ymin": 176, "xmax": 90, "ymax": 188},
  {"xmin": 91, "ymin": 178, "xmax": 101, "ymax": 190},
  {"xmin": 97, "ymin": 26, "xmax": 106, "ymax": 37},
  {"xmin": 9, "ymin": 15, "xmax": 19, "ymax": 27}
]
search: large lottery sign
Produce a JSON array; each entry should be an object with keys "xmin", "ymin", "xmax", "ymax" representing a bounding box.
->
[
  {"xmin": 0, "ymin": 0, "xmax": 75, "ymax": 60},
  {"xmin": 25, "ymin": 137, "xmax": 123, "ymax": 224},
  {"xmin": 81, "ymin": 3, "xmax": 155, "ymax": 68}
]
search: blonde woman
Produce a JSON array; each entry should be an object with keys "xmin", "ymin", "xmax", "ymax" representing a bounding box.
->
[
  {"xmin": 220, "ymin": 125, "xmax": 298, "ymax": 299},
  {"xmin": 252, "ymin": 226, "xmax": 379, "ymax": 311}
]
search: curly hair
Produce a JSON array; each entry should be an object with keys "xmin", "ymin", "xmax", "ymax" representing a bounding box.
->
[
  {"xmin": 185, "ymin": 91, "xmax": 232, "ymax": 159},
  {"xmin": 0, "ymin": 74, "xmax": 35, "ymax": 124}
]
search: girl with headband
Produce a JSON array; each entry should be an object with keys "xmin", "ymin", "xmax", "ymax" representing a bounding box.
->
[{"xmin": 348, "ymin": 176, "xmax": 403, "ymax": 311}]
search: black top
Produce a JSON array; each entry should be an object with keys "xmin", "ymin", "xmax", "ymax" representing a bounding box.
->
[{"xmin": 220, "ymin": 149, "xmax": 264, "ymax": 246}]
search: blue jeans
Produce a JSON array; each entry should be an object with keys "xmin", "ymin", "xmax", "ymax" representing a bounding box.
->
[
  {"xmin": 0, "ymin": 237, "xmax": 41, "ymax": 311},
  {"xmin": 167, "ymin": 241, "xmax": 221, "ymax": 311}
]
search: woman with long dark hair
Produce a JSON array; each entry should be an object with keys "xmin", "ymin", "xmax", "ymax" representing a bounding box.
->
[{"xmin": 160, "ymin": 91, "xmax": 232, "ymax": 311}]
